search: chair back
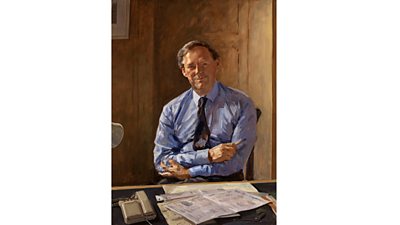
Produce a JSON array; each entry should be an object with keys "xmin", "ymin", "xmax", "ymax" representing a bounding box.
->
[{"xmin": 244, "ymin": 108, "xmax": 261, "ymax": 180}]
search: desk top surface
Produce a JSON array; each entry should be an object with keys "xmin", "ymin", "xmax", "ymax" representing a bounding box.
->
[{"xmin": 112, "ymin": 180, "xmax": 276, "ymax": 225}]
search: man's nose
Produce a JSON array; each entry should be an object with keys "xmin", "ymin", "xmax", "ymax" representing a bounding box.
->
[{"xmin": 195, "ymin": 64, "xmax": 203, "ymax": 74}]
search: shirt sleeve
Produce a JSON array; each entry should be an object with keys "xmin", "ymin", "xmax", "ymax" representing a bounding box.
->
[
  {"xmin": 153, "ymin": 106, "xmax": 210, "ymax": 172},
  {"xmin": 188, "ymin": 99, "xmax": 257, "ymax": 177}
]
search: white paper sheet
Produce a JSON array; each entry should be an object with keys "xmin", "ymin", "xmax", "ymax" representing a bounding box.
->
[{"xmin": 162, "ymin": 188, "xmax": 270, "ymax": 224}]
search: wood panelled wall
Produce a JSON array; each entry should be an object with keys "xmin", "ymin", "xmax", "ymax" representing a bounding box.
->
[{"xmin": 112, "ymin": 0, "xmax": 275, "ymax": 186}]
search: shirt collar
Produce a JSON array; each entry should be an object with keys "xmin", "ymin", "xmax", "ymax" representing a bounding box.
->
[{"xmin": 192, "ymin": 81, "xmax": 219, "ymax": 105}]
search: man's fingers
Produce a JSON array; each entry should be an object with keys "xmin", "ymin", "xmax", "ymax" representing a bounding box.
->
[
  {"xmin": 225, "ymin": 152, "xmax": 234, "ymax": 159},
  {"xmin": 159, "ymin": 172, "xmax": 173, "ymax": 177},
  {"xmin": 222, "ymin": 143, "xmax": 234, "ymax": 148},
  {"xmin": 160, "ymin": 161, "xmax": 168, "ymax": 170},
  {"xmin": 168, "ymin": 160, "xmax": 182, "ymax": 171},
  {"xmin": 221, "ymin": 151, "xmax": 234, "ymax": 161},
  {"xmin": 168, "ymin": 159, "xmax": 178, "ymax": 166},
  {"xmin": 209, "ymin": 144, "xmax": 237, "ymax": 163},
  {"xmin": 220, "ymin": 146, "xmax": 236, "ymax": 156},
  {"xmin": 222, "ymin": 144, "xmax": 236, "ymax": 151}
]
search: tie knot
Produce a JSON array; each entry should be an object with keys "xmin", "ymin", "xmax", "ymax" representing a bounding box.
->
[{"xmin": 198, "ymin": 97, "xmax": 207, "ymax": 108}]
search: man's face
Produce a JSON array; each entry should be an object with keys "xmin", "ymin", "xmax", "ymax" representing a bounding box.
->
[{"xmin": 181, "ymin": 46, "xmax": 219, "ymax": 96}]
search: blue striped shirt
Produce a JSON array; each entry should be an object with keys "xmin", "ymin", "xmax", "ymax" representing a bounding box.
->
[{"xmin": 153, "ymin": 81, "xmax": 257, "ymax": 177}]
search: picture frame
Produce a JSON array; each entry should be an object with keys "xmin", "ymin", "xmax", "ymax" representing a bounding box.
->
[{"xmin": 112, "ymin": 0, "xmax": 130, "ymax": 39}]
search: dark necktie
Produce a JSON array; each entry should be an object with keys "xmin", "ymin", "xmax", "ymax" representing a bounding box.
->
[{"xmin": 193, "ymin": 97, "xmax": 210, "ymax": 150}]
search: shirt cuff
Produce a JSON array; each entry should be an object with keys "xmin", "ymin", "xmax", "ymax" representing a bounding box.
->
[
  {"xmin": 192, "ymin": 149, "xmax": 210, "ymax": 165},
  {"xmin": 188, "ymin": 166, "xmax": 204, "ymax": 177}
]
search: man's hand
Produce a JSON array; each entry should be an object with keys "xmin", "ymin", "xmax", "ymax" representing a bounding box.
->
[
  {"xmin": 208, "ymin": 142, "xmax": 237, "ymax": 163},
  {"xmin": 159, "ymin": 160, "xmax": 191, "ymax": 180}
]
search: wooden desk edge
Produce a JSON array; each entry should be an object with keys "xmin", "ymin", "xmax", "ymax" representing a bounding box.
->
[{"xmin": 112, "ymin": 179, "xmax": 277, "ymax": 191}]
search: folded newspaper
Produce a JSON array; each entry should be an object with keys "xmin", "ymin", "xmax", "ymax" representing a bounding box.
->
[{"xmin": 159, "ymin": 189, "xmax": 271, "ymax": 224}]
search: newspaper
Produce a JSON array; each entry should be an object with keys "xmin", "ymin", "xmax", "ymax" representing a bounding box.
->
[
  {"xmin": 200, "ymin": 189, "xmax": 270, "ymax": 212},
  {"xmin": 162, "ymin": 189, "xmax": 270, "ymax": 224},
  {"xmin": 157, "ymin": 201, "xmax": 197, "ymax": 225},
  {"xmin": 157, "ymin": 190, "xmax": 200, "ymax": 201},
  {"xmin": 164, "ymin": 195, "xmax": 235, "ymax": 224},
  {"xmin": 158, "ymin": 201, "xmax": 223, "ymax": 225}
]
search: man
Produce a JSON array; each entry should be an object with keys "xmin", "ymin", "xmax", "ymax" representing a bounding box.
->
[{"xmin": 153, "ymin": 40, "xmax": 257, "ymax": 183}]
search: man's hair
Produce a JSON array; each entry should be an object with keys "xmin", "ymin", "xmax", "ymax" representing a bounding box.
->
[{"xmin": 177, "ymin": 40, "xmax": 220, "ymax": 68}]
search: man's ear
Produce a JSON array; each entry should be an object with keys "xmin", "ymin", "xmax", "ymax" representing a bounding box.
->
[
  {"xmin": 215, "ymin": 58, "xmax": 221, "ymax": 70},
  {"xmin": 181, "ymin": 67, "xmax": 188, "ymax": 77}
]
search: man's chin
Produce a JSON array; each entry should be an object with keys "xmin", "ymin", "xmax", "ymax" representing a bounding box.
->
[{"xmin": 194, "ymin": 82, "xmax": 205, "ymax": 89}]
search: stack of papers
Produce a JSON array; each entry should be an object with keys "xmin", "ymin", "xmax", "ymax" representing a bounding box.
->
[{"xmin": 159, "ymin": 189, "xmax": 271, "ymax": 224}]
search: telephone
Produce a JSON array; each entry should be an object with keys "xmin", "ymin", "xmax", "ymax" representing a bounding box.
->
[{"xmin": 118, "ymin": 190, "xmax": 157, "ymax": 224}]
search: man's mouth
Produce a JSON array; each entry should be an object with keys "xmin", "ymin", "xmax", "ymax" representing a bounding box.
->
[{"xmin": 195, "ymin": 75, "xmax": 207, "ymax": 81}]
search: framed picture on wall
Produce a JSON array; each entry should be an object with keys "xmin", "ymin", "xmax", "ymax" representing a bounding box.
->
[{"xmin": 112, "ymin": 0, "xmax": 130, "ymax": 39}]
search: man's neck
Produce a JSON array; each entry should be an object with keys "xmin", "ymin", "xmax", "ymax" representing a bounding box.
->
[{"xmin": 195, "ymin": 90, "xmax": 209, "ymax": 97}]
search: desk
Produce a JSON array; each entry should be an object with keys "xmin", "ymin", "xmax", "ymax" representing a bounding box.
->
[{"xmin": 112, "ymin": 180, "xmax": 276, "ymax": 225}]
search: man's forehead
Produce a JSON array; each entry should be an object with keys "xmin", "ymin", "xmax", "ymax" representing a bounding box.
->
[{"xmin": 183, "ymin": 47, "xmax": 213, "ymax": 62}]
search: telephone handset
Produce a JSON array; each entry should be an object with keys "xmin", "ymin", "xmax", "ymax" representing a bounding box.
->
[{"xmin": 118, "ymin": 190, "xmax": 157, "ymax": 224}]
